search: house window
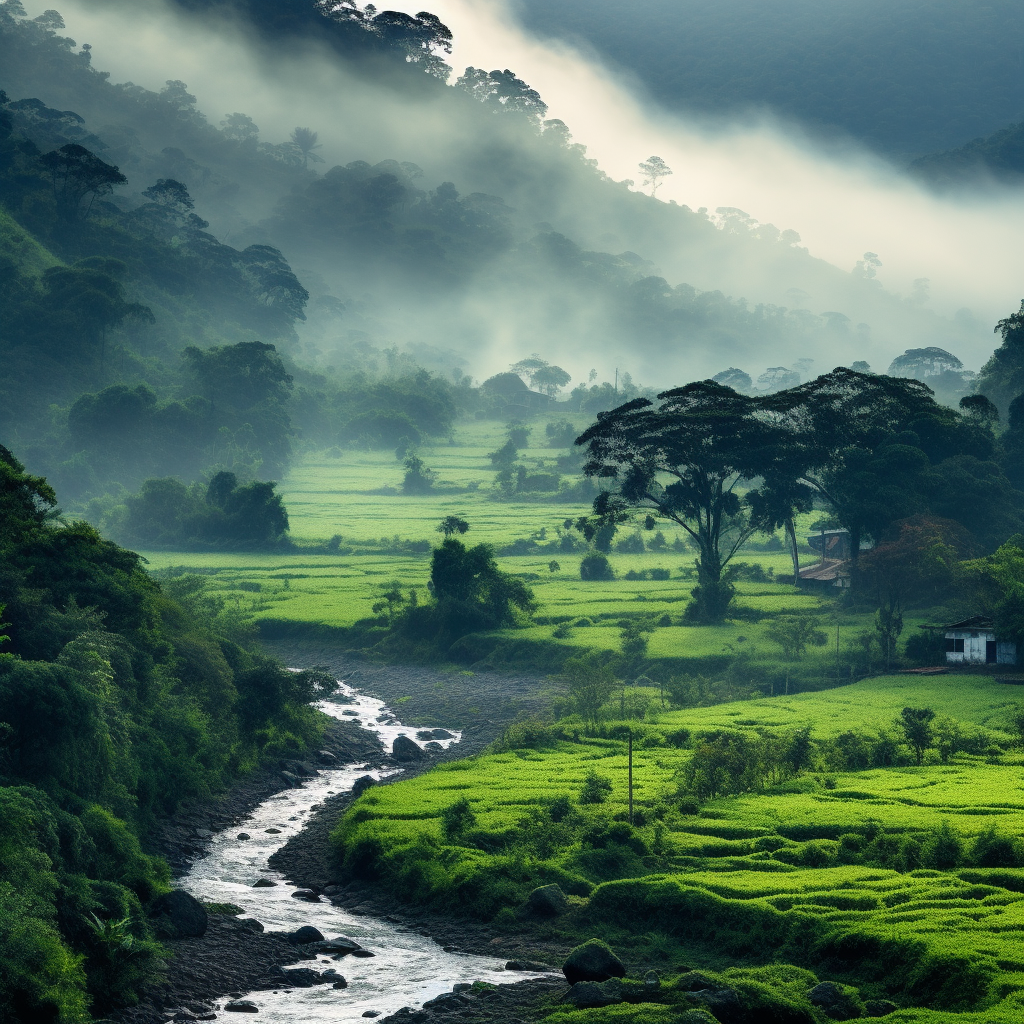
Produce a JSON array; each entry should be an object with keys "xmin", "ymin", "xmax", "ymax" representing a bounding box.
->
[{"xmin": 945, "ymin": 637, "xmax": 964, "ymax": 653}]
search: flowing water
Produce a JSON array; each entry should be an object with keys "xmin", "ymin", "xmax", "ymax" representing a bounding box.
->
[{"xmin": 182, "ymin": 682, "xmax": 534, "ymax": 1021}]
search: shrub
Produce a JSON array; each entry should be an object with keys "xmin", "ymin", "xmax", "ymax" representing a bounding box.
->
[
  {"xmin": 581, "ymin": 553, "xmax": 615, "ymax": 581},
  {"xmin": 580, "ymin": 770, "xmax": 613, "ymax": 804}
]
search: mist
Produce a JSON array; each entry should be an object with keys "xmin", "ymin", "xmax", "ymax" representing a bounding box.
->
[{"xmin": 17, "ymin": 0, "xmax": 1024, "ymax": 385}]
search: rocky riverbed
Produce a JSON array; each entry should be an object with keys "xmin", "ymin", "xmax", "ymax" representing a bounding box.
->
[{"xmin": 112, "ymin": 666, "xmax": 566, "ymax": 1024}]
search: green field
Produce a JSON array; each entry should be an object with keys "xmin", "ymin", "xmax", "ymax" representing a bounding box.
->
[
  {"xmin": 331, "ymin": 673, "xmax": 1024, "ymax": 1023},
  {"xmin": 140, "ymin": 417, "xmax": 863, "ymax": 673}
]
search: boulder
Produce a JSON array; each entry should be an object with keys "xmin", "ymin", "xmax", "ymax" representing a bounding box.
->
[
  {"xmin": 523, "ymin": 884, "xmax": 569, "ymax": 917},
  {"xmin": 281, "ymin": 771, "xmax": 301, "ymax": 786},
  {"xmin": 319, "ymin": 936, "xmax": 364, "ymax": 955},
  {"xmin": 237, "ymin": 833, "xmax": 251, "ymax": 841},
  {"xmin": 290, "ymin": 889, "xmax": 321, "ymax": 902},
  {"xmin": 505, "ymin": 960, "xmax": 555, "ymax": 972},
  {"xmin": 319, "ymin": 749, "xmax": 338, "ymax": 763},
  {"xmin": 351, "ymin": 948, "xmax": 376, "ymax": 958},
  {"xmin": 808, "ymin": 981, "xmax": 865, "ymax": 1021},
  {"xmin": 252, "ymin": 878, "xmax": 276, "ymax": 888},
  {"xmin": 277, "ymin": 968, "xmax": 324, "ymax": 988},
  {"xmin": 224, "ymin": 1001, "xmax": 259, "ymax": 1013},
  {"xmin": 352, "ymin": 776, "xmax": 377, "ymax": 798},
  {"xmin": 563, "ymin": 979, "xmax": 623, "ymax": 1008},
  {"xmin": 416, "ymin": 729, "xmax": 455, "ymax": 741},
  {"xmin": 148, "ymin": 890, "xmax": 208, "ymax": 939},
  {"xmin": 333, "ymin": 980, "xmax": 349, "ymax": 990},
  {"xmin": 362, "ymin": 1012, "xmax": 381, "ymax": 1018},
  {"xmin": 288, "ymin": 926, "xmax": 325, "ymax": 945},
  {"xmin": 265, "ymin": 828, "xmax": 282, "ymax": 835},
  {"xmin": 864, "ymin": 1000, "xmax": 898, "ymax": 1018},
  {"xmin": 562, "ymin": 939, "xmax": 626, "ymax": 985},
  {"xmin": 392, "ymin": 735, "xmax": 425, "ymax": 762}
]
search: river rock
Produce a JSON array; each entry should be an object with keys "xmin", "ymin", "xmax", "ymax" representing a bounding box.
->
[
  {"xmin": 563, "ymin": 978, "xmax": 623, "ymax": 1008},
  {"xmin": 392, "ymin": 735, "xmax": 425, "ymax": 761},
  {"xmin": 352, "ymin": 775, "xmax": 377, "ymax": 797},
  {"xmin": 290, "ymin": 888, "xmax": 321, "ymax": 902},
  {"xmin": 149, "ymin": 890, "xmax": 208, "ymax": 939},
  {"xmin": 351, "ymin": 948, "xmax": 376, "ymax": 957},
  {"xmin": 562, "ymin": 939, "xmax": 625, "ymax": 985},
  {"xmin": 319, "ymin": 936, "xmax": 364, "ymax": 955},
  {"xmin": 319, "ymin": 749, "xmax": 338, "ymax": 763},
  {"xmin": 224, "ymin": 1000, "xmax": 259, "ymax": 1013},
  {"xmin": 277, "ymin": 967, "xmax": 324, "ymax": 988},
  {"xmin": 265, "ymin": 828, "xmax": 282, "ymax": 835},
  {"xmin": 252, "ymin": 878, "xmax": 276, "ymax": 887},
  {"xmin": 523, "ymin": 883, "xmax": 569, "ymax": 917},
  {"xmin": 416, "ymin": 729, "xmax": 455, "ymax": 741},
  {"xmin": 333, "ymin": 979, "xmax": 349, "ymax": 989},
  {"xmin": 425, "ymin": 741, "xmax": 443, "ymax": 752},
  {"xmin": 237, "ymin": 833, "xmax": 251, "ymax": 841},
  {"xmin": 505, "ymin": 960, "xmax": 555, "ymax": 972},
  {"xmin": 288, "ymin": 926, "xmax": 325, "ymax": 944}
]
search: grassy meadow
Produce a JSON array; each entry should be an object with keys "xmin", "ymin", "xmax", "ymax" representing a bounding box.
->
[
  {"xmin": 140, "ymin": 416, "xmax": 888, "ymax": 678},
  {"xmin": 332, "ymin": 674, "xmax": 1024, "ymax": 1024}
]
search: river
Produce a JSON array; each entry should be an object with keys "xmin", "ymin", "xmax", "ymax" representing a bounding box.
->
[{"xmin": 181, "ymin": 681, "xmax": 534, "ymax": 1021}]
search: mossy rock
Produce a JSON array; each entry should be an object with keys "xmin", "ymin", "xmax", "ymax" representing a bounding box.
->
[{"xmin": 563, "ymin": 938, "xmax": 626, "ymax": 985}]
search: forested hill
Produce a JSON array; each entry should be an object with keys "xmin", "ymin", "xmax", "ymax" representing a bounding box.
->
[
  {"xmin": 911, "ymin": 121, "xmax": 1024, "ymax": 189},
  {"xmin": 0, "ymin": 445, "xmax": 338, "ymax": 1019},
  {"xmin": 516, "ymin": 0, "xmax": 1024, "ymax": 159},
  {"xmin": 0, "ymin": 0, "xmax": 993, "ymax": 394}
]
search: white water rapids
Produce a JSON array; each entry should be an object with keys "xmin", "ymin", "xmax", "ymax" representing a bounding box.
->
[{"xmin": 181, "ymin": 681, "xmax": 537, "ymax": 1021}]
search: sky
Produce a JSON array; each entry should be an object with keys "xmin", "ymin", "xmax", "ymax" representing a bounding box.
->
[{"xmin": 21, "ymin": 0, "xmax": 1024, "ymax": 368}]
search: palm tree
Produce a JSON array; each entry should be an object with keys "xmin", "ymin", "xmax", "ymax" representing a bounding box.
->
[{"xmin": 290, "ymin": 127, "xmax": 324, "ymax": 169}]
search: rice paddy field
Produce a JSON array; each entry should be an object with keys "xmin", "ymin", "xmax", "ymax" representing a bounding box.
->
[
  {"xmin": 332, "ymin": 673, "xmax": 1024, "ymax": 1023},
  {"xmin": 141, "ymin": 416, "xmax": 877, "ymax": 670}
]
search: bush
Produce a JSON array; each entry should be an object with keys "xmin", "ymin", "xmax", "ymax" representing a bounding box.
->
[
  {"xmin": 580, "ymin": 770, "xmax": 614, "ymax": 804},
  {"xmin": 581, "ymin": 553, "xmax": 615, "ymax": 581}
]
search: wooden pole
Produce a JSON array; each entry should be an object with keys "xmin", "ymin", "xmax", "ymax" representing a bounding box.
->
[{"xmin": 628, "ymin": 729, "xmax": 634, "ymax": 826}]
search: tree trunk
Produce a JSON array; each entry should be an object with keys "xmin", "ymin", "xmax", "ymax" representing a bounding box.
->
[{"xmin": 785, "ymin": 517, "xmax": 800, "ymax": 584}]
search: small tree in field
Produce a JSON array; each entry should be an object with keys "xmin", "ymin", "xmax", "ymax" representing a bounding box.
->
[
  {"xmin": 770, "ymin": 617, "xmax": 827, "ymax": 660},
  {"xmin": 437, "ymin": 515, "xmax": 469, "ymax": 537},
  {"xmin": 900, "ymin": 706, "xmax": 936, "ymax": 765},
  {"xmin": 440, "ymin": 797, "xmax": 476, "ymax": 840},
  {"xmin": 638, "ymin": 155, "xmax": 672, "ymax": 197}
]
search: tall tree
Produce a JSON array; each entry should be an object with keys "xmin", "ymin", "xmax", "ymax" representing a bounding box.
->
[
  {"xmin": 977, "ymin": 300, "xmax": 1024, "ymax": 419},
  {"xmin": 577, "ymin": 381, "xmax": 784, "ymax": 621},
  {"xmin": 290, "ymin": 126, "xmax": 324, "ymax": 168},
  {"xmin": 638, "ymin": 155, "xmax": 672, "ymax": 197},
  {"xmin": 39, "ymin": 144, "xmax": 127, "ymax": 220}
]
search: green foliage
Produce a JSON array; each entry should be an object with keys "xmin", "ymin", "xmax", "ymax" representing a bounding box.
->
[
  {"xmin": 120, "ymin": 472, "xmax": 289, "ymax": 550},
  {"xmin": 579, "ymin": 770, "xmax": 613, "ymax": 804},
  {"xmin": 580, "ymin": 552, "xmax": 614, "ymax": 581},
  {"xmin": 0, "ymin": 446, "xmax": 328, "ymax": 1015}
]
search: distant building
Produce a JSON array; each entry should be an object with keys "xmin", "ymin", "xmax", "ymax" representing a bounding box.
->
[
  {"xmin": 807, "ymin": 529, "xmax": 854, "ymax": 561},
  {"xmin": 798, "ymin": 528, "xmax": 870, "ymax": 590},
  {"xmin": 943, "ymin": 616, "xmax": 1017, "ymax": 665}
]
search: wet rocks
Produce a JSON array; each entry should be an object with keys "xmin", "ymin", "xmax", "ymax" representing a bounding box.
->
[
  {"xmin": 416, "ymin": 729, "xmax": 454, "ymax": 741},
  {"xmin": 224, "ymin": 1000, "xmax": 260, "ymax": 1013},
  {"xmin": 505, "ymin": 960, "xmax": 555, "ymax": 972},
  {"xmin": 149, "ymin": 890, "xmax": 209, "ymax": 939},
  {"xmin": 392, "ymin": 735, "xmax": 425, "ymax": 762},
  {"xmin": 252, "ymin": 878, "xmax": 276, "ymax": 888},
  {"xmin": 562, "ymin": 939, "xmax": 625, "ymax": 985},
  {"xmin": 237, "ymin": 833, "xmax": 251, "ymax": 841},
  {"xmin": 352, "ymin": 775, "xmax": 377, "ymax": 798},
  {"xmin": 265, "ymin": 828, "xmax": 282, "ymax": 835},
  {"xmin": 351, "ymin": 948, "xmax": 376, "ymax": 958},
  {"xmin": 290, "ymin": 889, "xmax": 321, "ymax": 902},
  {"xmin": 287, "ymin": 926, "xmax": 325, "ymax": 944},
  {"xmin": 316, "ymin": 936, "xmax": 364, "ymax": 956}
]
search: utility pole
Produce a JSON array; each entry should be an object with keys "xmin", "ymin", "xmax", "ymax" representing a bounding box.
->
[{"xmin": 628, "ymin": 728, "xmax": 634, "ymax": 826}]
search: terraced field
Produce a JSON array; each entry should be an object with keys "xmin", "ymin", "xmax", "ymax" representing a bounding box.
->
[{"xmin": 331, "ymin": 673, "xmax": 1024, "ymax": 1023}]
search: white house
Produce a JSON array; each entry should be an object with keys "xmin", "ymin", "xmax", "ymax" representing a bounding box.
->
[{"xmin": 943, "ymin": 616, "xmax": 1017, "ymax": 666}]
